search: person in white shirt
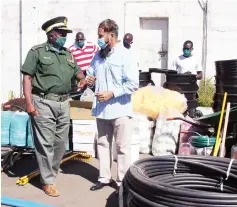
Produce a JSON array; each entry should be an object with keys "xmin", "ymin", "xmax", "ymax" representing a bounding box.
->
[{"xmin": 171, "ymin": 40, "xmax": 203, "ymax": 80}]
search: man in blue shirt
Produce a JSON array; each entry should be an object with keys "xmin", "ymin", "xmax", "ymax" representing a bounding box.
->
[{"xmin": 87, "ymin": 19, "xmax": 139, "ymax": 193}]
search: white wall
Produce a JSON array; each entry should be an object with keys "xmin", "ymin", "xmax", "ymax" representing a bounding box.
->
[
  {"xmin": 1, "ymin": 1, "xmax": 21, "ymax": 102},
  {"xmin": 1, "ymin": 0, "xmax": 237, "ymax": 102},
  {"xmin": 125, "ymin": 0, "xmax": 203, "ymax": 71},
  {"xmin": 206, "ymin": 0, "xmax": 237, "ymax": 78}
]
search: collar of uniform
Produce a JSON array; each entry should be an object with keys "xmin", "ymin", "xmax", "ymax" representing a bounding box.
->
[{"xmin": 45, "ymin": 42, "xmax": 67, "ymax": 54}]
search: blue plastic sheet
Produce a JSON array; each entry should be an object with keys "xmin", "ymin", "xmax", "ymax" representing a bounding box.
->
[
  {"xmin": 10, "ymin": 112, "xmax": 29, "ymax": 147},
  {"xmin": 27, "ymin": 118, "xmax": 34, "ymax": 148},
  {"xmin": 66, "ymin": 140, "xmax": 70, "ymax": 151},
  {"xmin": 2, "ymin": 111, "xmax": 69, "ymax": 150},
  {"xmin": 1, "ymin": 196, "xmax": 54, "ymax": 207},
  {"xmin": 1, "ymin": 111, "xmax": 14, "ymax": 145}
]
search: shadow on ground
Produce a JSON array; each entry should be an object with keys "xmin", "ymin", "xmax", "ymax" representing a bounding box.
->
[
  {"xmin": 105, "ymin": 192, "xmax": 119, "ymax": 207},
  {"xmin": 60, "ymin": 159, "xmax": 99, "ymax": 184},
  {"xmin": 2, "ymin": 154, "xmax": 126, "ymax": 207},
  {"xmin": 2, "ymin": 154, "xmax": 38, "ymax": 178}
]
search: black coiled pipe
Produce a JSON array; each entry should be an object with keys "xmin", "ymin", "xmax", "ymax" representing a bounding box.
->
[{"xmin": 119, "ymin": 156, "xmax": 237, "ymax": 207}]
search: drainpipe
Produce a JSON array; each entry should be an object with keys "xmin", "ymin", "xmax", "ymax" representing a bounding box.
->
[
  {"xmin": 124, "ymin": 2, "xmax": 126, "ymax": 34},
  {"xmin": 198, "ymin": 0, "xmax": 208, "ymax": 81},
  {"xmin": 203, "ymin": 0, "xmax": 208, "ymax": 81},
  {"xmin": 19, "ymin": 0, "xmax": 23, "ymax": 95}
]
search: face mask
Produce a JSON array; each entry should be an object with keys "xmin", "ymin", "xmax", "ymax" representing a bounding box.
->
[
  {"xmin": 123, "ymin": 40, "xmax": 131, "ymax": 49},
  {"xmin": 54, "ymin": 37, "xmax": 66, "ymax": 48},
  {"xmin": 183, "ymin": 49, "xmax": 191, "ymax": 57},
  {"xmin": 76, "ymin": 41, "xmax": 84, "ymax": 48},
  {"xmin": 97, "ymin": 38, "xmax": 108, "ymax": 49}
]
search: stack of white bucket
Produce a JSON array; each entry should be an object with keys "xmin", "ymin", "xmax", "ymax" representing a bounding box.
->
[
  {"xmin": 113, "ymin": 113, "xmax": 154, "ymax": 164},
  {"xmin": 72, "ymin": 119, "xmax": 97, "ymax": 157}
]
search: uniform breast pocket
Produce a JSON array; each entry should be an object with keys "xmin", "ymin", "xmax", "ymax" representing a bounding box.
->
[
  {"xmin": 40, "ymin": 58, "xmax": 55, "ymax": 73},
  {"xmin": 67, "ymin": 62, "xmax": 75, "ymax": 70},
  {"xmin": 62, "ymin": 61, "xmax": 76, "ymax": 79}
]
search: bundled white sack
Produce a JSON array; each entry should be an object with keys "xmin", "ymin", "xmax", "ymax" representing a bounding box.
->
[
  {"xmin": 152, "ymin": 110, "xmax": 183, "ymax": 156},
  {"xmin": 132, "ymin": 113, "xmax": 154, "ymax": 154}
]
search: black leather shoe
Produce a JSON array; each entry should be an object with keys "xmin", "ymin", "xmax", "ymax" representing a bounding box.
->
[{"xmin": 90, "ymin": 182, "xmax": 111, "ymax": 191}]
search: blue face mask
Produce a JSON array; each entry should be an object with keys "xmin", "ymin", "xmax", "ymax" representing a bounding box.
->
[
  {"xmin": 76, "ymin": 41, "xmax": 84, "ymax": 48},
  {"xmin": 54, "ymin": 37, "xmax": 66, "ymax": 49},
  {"xmin": 97, "ymin": 38, "xmax": 108, "ymax": 49},
  {"xmin": 183, "ymin": 49, "xmax": 191, "ymax": 57}
]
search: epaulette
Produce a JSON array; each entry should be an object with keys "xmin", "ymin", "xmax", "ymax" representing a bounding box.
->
[{"xmin": 31, "ymin": 44, "xmax": 44, "ymax": 51}]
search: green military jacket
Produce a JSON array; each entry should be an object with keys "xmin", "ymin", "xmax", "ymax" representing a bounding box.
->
[{"xmin": 21, "ymin": 42, "xmax": 81, "ymax": 94}]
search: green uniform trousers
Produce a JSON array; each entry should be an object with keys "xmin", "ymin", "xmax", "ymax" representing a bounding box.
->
[{"xmin": 31, "ymin": 94, "xmax": 70, "ymax": 184}]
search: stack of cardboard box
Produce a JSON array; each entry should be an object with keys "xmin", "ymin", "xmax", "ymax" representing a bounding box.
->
[{"xmin": 70, "ymin": 101, "xmax": 97, "ymax": 157}]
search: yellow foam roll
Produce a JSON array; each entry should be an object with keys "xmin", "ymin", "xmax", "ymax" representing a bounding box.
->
[{"xmin": 132, "ymin": 86, "xmax": 187, "ymax": 120}]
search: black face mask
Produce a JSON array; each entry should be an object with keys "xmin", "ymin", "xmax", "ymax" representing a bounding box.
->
[
  {"xmin": 123, "ymin": 40, "xmax": 131, "ymax": 49},
  {"xmin": 99, "ymin": 45, "xmax": 111, "ymax": 59}
]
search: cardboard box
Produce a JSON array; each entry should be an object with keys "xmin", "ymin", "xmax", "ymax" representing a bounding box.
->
[
  {"xmin": 73, "ymin": 143, "xmax": 96, "ymax": 157},
  {"xmin": 72, "ymin": 120, "xmax": 97, "ymax": 143},
  {"xmin": 70, "ymin": 100, "xmax": 95, "ymax": 120}
]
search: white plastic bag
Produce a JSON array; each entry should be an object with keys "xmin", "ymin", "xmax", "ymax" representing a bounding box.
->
[
  {"xmin": 80, "ymin": 88, "xmax": 95, "ymax": 102},
  {"xmin": 152, "ymin": 112, "xmax": 182, "ymax": 156},
  {"xmin": 132, "ymin": 113, "xmax": 154, "ymax": 154}
]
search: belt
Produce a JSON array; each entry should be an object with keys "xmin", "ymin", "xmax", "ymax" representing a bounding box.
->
[{"xmin": 33, "ymin": 92, "xmax": 69, "ymax": 102}]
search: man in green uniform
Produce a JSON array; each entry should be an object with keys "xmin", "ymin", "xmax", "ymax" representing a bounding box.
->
[{"xmin": 21, "ymin": 16, "xmax": 86, "ymax": 197}]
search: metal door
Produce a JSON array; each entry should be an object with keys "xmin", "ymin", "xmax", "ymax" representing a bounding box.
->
[{"xmin": 140, "ymin": 18, "xmax": 168, "ymax": 86}]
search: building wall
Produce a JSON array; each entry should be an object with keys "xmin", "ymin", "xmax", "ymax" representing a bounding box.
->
[
  {"xmin": 207, "ymin": 1, "xmax": 237, "ymax": 78},
  {"xmin": 1, "ymin": 1, "xmax": 21, "ymax": 102},
  {"xmin": 1, "ymin": 0, "xmax": 237, "ymax": 102}
]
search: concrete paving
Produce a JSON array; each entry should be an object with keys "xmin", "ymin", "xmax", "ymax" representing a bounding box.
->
[{"xmin": 2, "ymin": 153, "xmax": 150, "ymax": 207}]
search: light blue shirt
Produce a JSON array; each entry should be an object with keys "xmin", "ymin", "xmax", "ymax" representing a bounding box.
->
[{"xmin": 86, "ymin": 43, "xmax": 139, "ymax": 120}]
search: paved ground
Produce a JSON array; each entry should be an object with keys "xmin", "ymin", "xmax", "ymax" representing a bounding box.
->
[{"xmin": 2, "ymin": 153, "xmax": 150, "ymax": 207}]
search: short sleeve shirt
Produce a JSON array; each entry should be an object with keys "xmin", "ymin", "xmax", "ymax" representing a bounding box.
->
[
  {"xmin": 21, "ymin": 42, "xmax": 81, "ymax": 94},
  {"xmin": 170, "ymin": 55, "xmax": 202, "ymax": 74}
]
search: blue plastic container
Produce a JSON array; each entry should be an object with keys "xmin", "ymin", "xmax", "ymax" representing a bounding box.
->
[
  {"xmin": 10, "ymin": 112, "xmax": 29, "ymax": 147},
  {"xmin": 1, "ymin": 111, "xmax": 14, "ymax": 145},
  {"xmin": 66, "ymin": 140, "xmax": 70, "ymax": 151},
  {"xmin": 27, "ymin": 119, "xmax": 34, "ymax": 148}
]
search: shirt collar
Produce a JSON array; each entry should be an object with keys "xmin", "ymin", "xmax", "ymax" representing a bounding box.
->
[
  {"xmin": 108, "ymin": 42, "xmax": 123, "ymax": 56},
  {"xmin": 45, "ymin": 42, "xmax": 67, "ymax": 54}
]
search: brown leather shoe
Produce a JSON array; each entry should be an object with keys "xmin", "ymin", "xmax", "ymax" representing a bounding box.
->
[{"xmin": 42, "ymin": 184, "xmax": 60, "ymax": 197}]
